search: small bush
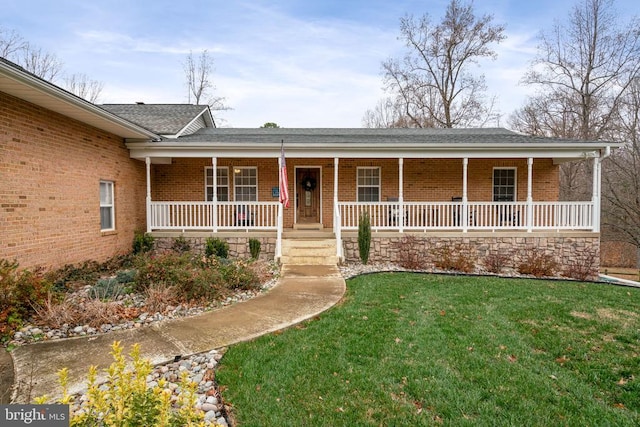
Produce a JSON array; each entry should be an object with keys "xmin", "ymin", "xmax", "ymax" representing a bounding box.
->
[
  {"xmin": 205, "ymin": 237, "xmax": 229, "ymax": 259},
  {"xmin": 89, "ymin": 278, "xmax": 126, "ymax": 300},
  {"xmin": 432, "ymin": 243, "xmax": 475, "ymax": 273},
  {"xmin": 132, "ymin": 231, "xmax": 155, "ymax": 255},
  {"xmin": 358, "ymin": 211, "xmax": 372, "ymax": 265},
  {"xmin": 35, "ymin": 341, "xmax": 207, "ymax": 426},
  {"xmin": 133, "ymin": 253, "xmax": 193, "ymax": 292},
  {"xmin": 115, "ymin": 269, "xmax": 136, "ymax": 284},
  {"xmin": 0, "ymin": 259, "xmax": 53, "ymax": 341},
  {"xmin": 393, "ymin": 235, "xmax": 428, "ymax": 270},
  {"xmin": 517, "ymin": 249, "xmax": 558, "ymax": 277},
  {"xmin": 483, "ymin": 252, "xmax": 511, "ymax": 274},
  {"xmin": 172, "ymin": 235, "xmax": 192, "ymax": 254},
  {"xmin": 144, "ymin": 285, "xmax": 178, "ymax": 314},
  {"xmin": 215, "ymin": 259, "xmax": 260, "ymax": 291},
  {"xmin": 249, "ymin": 238, "xmax": 261, "ymax": 260},
  {"xmin": 182, "ymin": 268, "xmax": 226, "ymax": 301},
  {"xmin": 563, "ymin": 249, "xmax": 598, "ymax": 281}
]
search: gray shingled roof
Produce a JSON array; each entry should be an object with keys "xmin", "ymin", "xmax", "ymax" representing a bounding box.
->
[
  {"xmin": 100, "ymin": 104, "xmax": 209, "ymax": 135},
  {"xmin": 175, "ymin": 127, "xmax": 610, "ymax": 145}
]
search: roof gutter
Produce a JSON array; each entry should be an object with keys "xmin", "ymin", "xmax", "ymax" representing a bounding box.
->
[{"xmin": 0, "ymin": 60, "xmax": 159, "ymax": 140}]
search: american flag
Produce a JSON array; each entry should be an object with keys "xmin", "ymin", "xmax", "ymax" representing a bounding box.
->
[{"xmin": 279, "ymin": 141, "xmax": 290, "ymax": 208}]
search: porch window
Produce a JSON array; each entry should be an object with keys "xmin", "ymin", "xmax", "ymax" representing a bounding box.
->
[
  {"xmin": 205, "ymin": 167, "xmax": 229, "ymax": 201},
  {"xmin": 234, "ymin": 167, "xmax": 257, "ymax": 201},
  {"xmin": 493, "ymin": 168, "xmax": 516, "ymax": 201},
  {"xmin": 100, "ymin": 180, "xmax": 115, "ymax": 231},
  {"xmin": 357, "ymin": 167, "xmax": 380, "ymax": 202}
]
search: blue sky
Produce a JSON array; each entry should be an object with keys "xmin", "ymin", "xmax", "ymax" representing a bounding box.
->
[{"xmin": 3, "ymin": 0, "xmax": 638, "ymax": 127}]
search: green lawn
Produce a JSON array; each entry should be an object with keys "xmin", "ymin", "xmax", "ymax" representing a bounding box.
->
[{"xmin": 217, "ymin": 273, "xmax": 640, "ymax": 426}]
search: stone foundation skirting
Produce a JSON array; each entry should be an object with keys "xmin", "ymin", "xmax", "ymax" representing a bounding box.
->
[
  {"xmin": 153, "ymin": 235, "xmax": 277, "ymax": 260},
  {"xmin": 342, "ymin": 233, "xmax": 600, "ymax": 280}
]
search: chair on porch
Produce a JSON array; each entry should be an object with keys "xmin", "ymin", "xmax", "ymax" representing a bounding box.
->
[
  {"xmin": 235, "ymin": 204, "xmax": 254, "ymax": 227},
  {"xmin": 387, "ymin": 197, "xmax": 401, "ymax": 227},
  {"xmin": 451, "ymin": 196, "xmax": 462, "ymax": 226},
  {"xmin": 495, "ymin": 196, "xmax": 519, "ymax": 226}
]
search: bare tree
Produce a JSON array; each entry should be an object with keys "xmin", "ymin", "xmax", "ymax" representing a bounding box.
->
[
  {"xmin": 19, "ymin": 44, "xmax": 64, "ymax": 82},
  {"xmin": 374, "ymin": 0, "xmax": 505, "ymax": 128},
  {"xmin": 1, "ymin": 27, "xmax": 106, "ymax": 103},
  {"xmin": 522, "ymin": 0, "xmax": 640, "ymax": 141},
  {"xmin": 63, "ymin": 73, "xmax": 104, "ymax": 103},
  {"xmin": 511, "ymin": 0, "xmax": 640, "ymax": 200},
  {"xmin": 0, "ymin": 26, "xmax": 26, "ymax": 59},
  {"xmin": 602, "ymin": 78, "xmax": 640, "ymax": 253},
  {"xmin": 183, "ymin": 50, "xmax": 228, "ymax": 111}
]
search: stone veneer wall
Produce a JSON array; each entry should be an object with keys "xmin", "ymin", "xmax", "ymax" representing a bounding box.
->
[
  {"xmin": 342, "ymin": 234, "xmax": 600, "ymax": 280},
  {"xmin": 154, "ymin": 236, "xmax": 277, "ymax": 260}
]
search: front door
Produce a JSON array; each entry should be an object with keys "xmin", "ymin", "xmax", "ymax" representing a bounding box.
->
[{"xmin": 296, "ymin": 168, "xmax": 321, "ymax": 224}]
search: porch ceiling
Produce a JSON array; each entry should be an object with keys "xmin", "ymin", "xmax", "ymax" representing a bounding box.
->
[{"xmin": 126, "ymin": 127, "xmax": 620, "ymax": 163}]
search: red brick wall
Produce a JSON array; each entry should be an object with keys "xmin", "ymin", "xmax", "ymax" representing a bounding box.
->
[
  {"xmin": 0, "ymin": 92, "xmax": 147, "ymax": 270},
  {"xmin": 151, "ymin": 157, "xmax": 560, "ymax": 229}
]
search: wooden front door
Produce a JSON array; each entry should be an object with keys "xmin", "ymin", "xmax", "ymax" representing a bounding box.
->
[{"xmin": 296, "ymin": 168, "xmax": 321, "ymax": 224}]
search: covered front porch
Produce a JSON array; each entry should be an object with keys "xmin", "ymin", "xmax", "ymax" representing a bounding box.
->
[{"xmin": 125, "ymin": 128, "xmax": 613, "ymax": 263}]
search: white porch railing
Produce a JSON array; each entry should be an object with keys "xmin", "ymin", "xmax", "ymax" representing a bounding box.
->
[
  {"xmin": 149, "ymin": 200, "xmax": 594, "ymax": 232},
  {"xmin": 149, "ymin": 201, "xmax": 279, "ymax": 231},
  {"xmin": 338, "ymin": 201, "xmax": 594, "ymax": 231}
]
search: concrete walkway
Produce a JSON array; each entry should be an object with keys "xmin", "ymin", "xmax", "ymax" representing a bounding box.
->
[{"xmin": 10, "ymin": 264, "xmax": 345, "ymax": 402}]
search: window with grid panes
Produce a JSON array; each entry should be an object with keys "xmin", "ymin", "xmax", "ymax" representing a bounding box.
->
[
  {"xmin": 357, "ymin": 167, "xmax": 380, "ymax": 202},
  {"xmin": 493, "ymin": 168, "xmax": 516, "ymax": 201},
  {"xmin": 205, "ymin": 167, "xmax": 229, "ymax": 201},
  {"xmin": 233, "ymin": 167, "xmax": 257, "ymax": 201}
]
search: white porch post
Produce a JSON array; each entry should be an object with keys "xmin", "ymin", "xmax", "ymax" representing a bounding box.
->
[
  {"xmin": 462, "ymin": 157, "xmax": 468, "ymax": 232},
  {"xmin": 334, "ymin": 157, "xmax": 342, "ymax": 259},
  {"xmin": 276, "ymin": 155, "xmax": 283, "ymax": 259},
  {"xmin": 212, "ymin": 157, "xmax": 218, "ymax": 233},
  {"xmin": 333, "ymin": 157, "xmax": 339, "ymax": 232},
  {"xmin": 527, "ymin": 157, "xmax": 533, "ymax": 232},
  {"xmin": 592, "ymin": 156, "xmax": 600, "ymax": 232},
  {"xmin": 145, "ymin": 157, "xmax": 151, "ymax": 233},
  {"xmin": 398, "ymin": 157, "xmax": 404, "ymax": 233}
]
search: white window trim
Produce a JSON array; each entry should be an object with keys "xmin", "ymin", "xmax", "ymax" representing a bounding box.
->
[
  {"xmin": 233, "ymin": 166, "xmax": 258, "ymax": 202},
  {"xmin": 100, "ymin": 180, "xmax": 115, "ymax": 231},
  {"xmin": 492, "ymin": 167, "xmax": 517, "ymax": 202},
  {"xmin": 205, "ymin": 166, "xmax": 229, "ymax": 201},
  {"xmin": 356, "ymin": 166, "xmax": 381, "ymax": 202}
]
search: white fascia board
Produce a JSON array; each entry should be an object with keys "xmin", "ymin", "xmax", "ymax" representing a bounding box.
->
[
  {"xmin": 174, "ymin": 106, "xmax": 212, "ymax": 138},
  {"xmin": 1, "ymin": 62, "xmax": 158, "ymax": 140},
  {"xmin": 126, "ymin": 141, "xmax": 616, "ymax": 160}
]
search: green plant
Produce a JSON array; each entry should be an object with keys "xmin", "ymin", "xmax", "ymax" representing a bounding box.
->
[
  {"xmin": 36, "ymin": 341, "xmax": 208, "ymax": 426},
  {"xmin": 517, "ymin": 249, "xmax": 558, "ymax": 277},
  {"xmin": 205, "ymin": 237, "xmax": 229, "ymax": 259},
  {"xmin": 249, "ymin": 238, "xmax": 261, "ymax": 260},
  {"xmin": 116, "ymin": 269, "xmax": 137, "ymax": 284},
  {"xmin": 89, "ymin": 278, "xmax": 126, "ymax": 300},
  {"xmin": 172, "ymin": 235, "xmax": 192, "ymax": 254},
  {"xmin": 358, "ymin": 211, "xmax": 371, "ymax": 265},
  {"xmin": 133, "ymin": 253, "xmax": 193, "ymax": 292},
  {"xmin": 132, "ymin": 231, "xmax": 155, "ymax": 255}
]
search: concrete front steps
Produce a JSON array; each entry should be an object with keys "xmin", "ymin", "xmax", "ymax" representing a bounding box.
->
[{"xmin": 280, "ymin": 230, "xmax": 338, "ymax": 265}]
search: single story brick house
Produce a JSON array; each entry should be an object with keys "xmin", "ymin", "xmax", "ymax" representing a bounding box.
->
[{"xmin": 1, "ymin": 57, "xmax": 620, "ymax": 277}]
